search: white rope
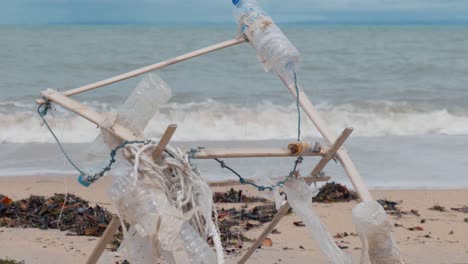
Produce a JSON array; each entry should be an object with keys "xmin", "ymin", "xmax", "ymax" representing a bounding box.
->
[{"xmin": 112, "ymin": 141, "xmax": 224, "ymax": 264}]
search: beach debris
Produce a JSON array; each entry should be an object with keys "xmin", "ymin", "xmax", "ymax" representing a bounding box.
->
[
  {"xmin": 377, "ymin": 199, "xmax": 400, "ymax": 211},
  {"xmin": 0, "ymin": 258, "xmax": 25, "ymax": 264},
  {"xmin": 293, "ymin": 221, "xmax": 305, "ymax": 227},
  {"xmin": 464, "ymin": 218, "xmax": 468, "ymax": 223},
  {"xmin": 312, "ymin": 182, "xmax": 357, "ymax": 203},
  {"xmin": 213, "ymin": 188, "xmax": 268, "ymax": 203},
  {"xmin": 242, "ymin": 204, "xmax": 277, "ymax": 222},
  {"xmin": 451, "ymin": 206, "xmax": 468, "ymax": 213},
  {"xmin": 408, "ymin": 226, "xmax": 424, "ymax": 231},
  {"xmin": 262, "ymin": 237, "xmax": 273, "ymax": 247},
  {"xmin": 429, "ymin": 205, "xmax": 446, "ymax": 212},
  {"xmin": 272, "ymin": 228, "xmax": 281, "ymax": 234},
  {"xmin": 0, "ymin": 193, "xmax": 113, "ymax": 236}
]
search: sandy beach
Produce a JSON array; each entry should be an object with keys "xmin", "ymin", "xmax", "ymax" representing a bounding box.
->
[{"xmin": 1, "ymin": 175, "xmax": 467, "ymax": 263}]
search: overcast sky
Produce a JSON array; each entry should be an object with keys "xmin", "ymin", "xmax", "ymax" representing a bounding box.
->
[{"xmin": 1, "ymin": 0, "xmax": 468, "ymax": 25}]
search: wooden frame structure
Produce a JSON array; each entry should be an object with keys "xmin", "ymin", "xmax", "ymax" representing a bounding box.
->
[{"xmin": 37, "ymin": 36, "xmax": 375, "ymax": 264}]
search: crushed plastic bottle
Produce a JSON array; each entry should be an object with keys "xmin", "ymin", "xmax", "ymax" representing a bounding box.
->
[
  {"xmin": 180, "ymin": 222, "xmax": 217, "ymax": 264},
  {"xmin": 85, "ymin": 73, "xmax": 172, "ymax": 162},
  {"xmin": 352, "ymin": 201, "xmax": 403, "ymax": 264},
  {"xmin": 285, "ymin": 177, "xmax": 352, "ymax": 264},
  {"xmin": 233, "ymin": 0, "xmax": 300, "ymax": 84}
]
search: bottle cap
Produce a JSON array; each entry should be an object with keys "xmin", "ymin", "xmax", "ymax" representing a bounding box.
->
[{"xmin": 232, "ymin": 0, "xmax": 240, "ymax": 6}]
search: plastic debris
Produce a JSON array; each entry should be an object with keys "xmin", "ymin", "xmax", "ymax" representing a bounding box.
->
[
  {"xmin": 429, "ymin": 204, "xmax": 446, "ymax": 212},
  {"xmin": 352, "ymin": 200, "xmax": 403, "ymax": 264},
  {"xmin": 233, "ymin": 0, "xmax": 300, "ymax": 85},
  {"xmin": 451, "ymin": 206, "xmax": 468, "ymax": 213},
  {"xmin": 213, "ymin": 188, "xmax": 268, "ymax": 203},
  {"xmin": 285, "ymin": 177, "xmax": 352, "ymax": 264},
  {"xmin": 313, "ymin": 182, "xmax": 357, "ymax": 203}
]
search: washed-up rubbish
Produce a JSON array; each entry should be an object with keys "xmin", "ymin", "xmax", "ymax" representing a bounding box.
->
[
  {"xmin": 313, "ymin": 182, "xmax": 357, "ymax": 203},
  {"xmin": 285, "ymin": 177, "xmax": 352, "ymax": 264},
  {"xmin": 377, "ymin": 199, "xmax": 400, "ymax": 211},
  {"xmin": 242, "ymin": 204, "xmax": 277, "ymax": 222},
  {"xmin": 353, "ymin": 200, "xmax": 403, "ymax": 264},
  {"xmin": 0, "ymin": 258, "xmax": 25, "ymax": 264},
  {"xmin": 233, "ymin": 0, "xmax": 300, "ymax": 85},
  {"xmin": 429, "ymin": 205, "xmax": 446, "ymax": 212},
  {"xmin": 451, "ymin": 206, "xmax": 468, "ymax": 213},
  {"xmin": 109, "ymin": 145, "xmax": 221, "ymax": 264},
  {"xmin": 0, "ymin": 193, "xmax": 113, "ymax": 236},
  {"xmin": 213, "ymin": 188, "xmax": 268, "ymax": 203},
  {"xmin": 408, "ymin": 226, "xmax": 424, "ymax": 231},
  {"xmin": 262, "ymin": 237, "xmax": 273, "ymax": 247}
]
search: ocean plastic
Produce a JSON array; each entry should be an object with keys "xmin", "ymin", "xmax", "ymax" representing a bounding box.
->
[
  {"xmin": 85, "ymin": 73, "xmax": 172, "ymax": 162},
  {"xmin": 233, "ymin": 0, "xmax": 300, "ymax": 84},
  {"xmin": 285, "ymin": 177, "xmax": 352, "ymax": 264},
  {"xmin": 352, "ymin": 201, "xmax": 403, "ymax": 264},
  {"xmin": 180, "ymin": 222, "xmax": 218, "ymax": 264}
]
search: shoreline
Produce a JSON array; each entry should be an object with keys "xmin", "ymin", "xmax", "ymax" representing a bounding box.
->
[{"xmin": 1, "ymin": 175, "xmax": 468, "ymax": 263}]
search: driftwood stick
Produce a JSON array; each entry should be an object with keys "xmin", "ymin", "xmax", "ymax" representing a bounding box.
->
[
  {"xmin": 238, "ymin": 202, "xmax": 291, "ymax": 264},
  {"xmin": 310, "ymin": 127, "xmax": 353, "ymax": 177},
  {"xmin": 36, "ymin": 38, "xmax": 246, "ymax": 105}
]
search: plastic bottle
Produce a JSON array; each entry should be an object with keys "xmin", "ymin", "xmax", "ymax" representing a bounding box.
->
[
  {"xmin": 285, "ymin": 177, "xmax": 352, "ymax": 264},
  {"xmin": 179, "ymin": 222, "xmax": 217, "ymax": 264},
  {"xmin": 352, "ymin": 201, "xmax": 403, "ymax": 264},
  {"xmin": 233, "ymin": 0, "xmax": 300, "ymax": 83},
  {"xmin": 118, "ymin": 73, "xmax": 172, "ymax": 134}
]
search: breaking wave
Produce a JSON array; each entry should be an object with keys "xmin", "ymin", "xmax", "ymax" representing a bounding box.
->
[{"xmin": 1, "ymin": 100, "xmax": 468, "ymax": 143}]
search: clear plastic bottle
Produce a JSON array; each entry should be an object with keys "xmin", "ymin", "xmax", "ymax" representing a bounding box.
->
[
  {"xmin": 233, "ymin": 0, "xmax": 300, "ymax": 83},
  {"xmin": 285, "ymin": 177, "xmax": 352, "ymax": 264},
  {"xmin": 352, "ymin": 201, "xmax": 403, "ymax": 264},
  {"xmin": 179, "ymin": 222, "xmax": 217, "ymax": 264}
]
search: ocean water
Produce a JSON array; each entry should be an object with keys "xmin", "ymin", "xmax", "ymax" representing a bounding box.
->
[{"xmin": 1, "ymin": 24, "xmax": 468, "ymax": 188}]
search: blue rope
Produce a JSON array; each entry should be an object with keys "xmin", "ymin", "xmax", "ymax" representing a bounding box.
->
[
  {"xmin": 37, "ymin": 101, "xmax": 145, "ymax": 187},
  {"xmin": 294, "ymin": 71, "xmax": 301, "ymax": 141}
]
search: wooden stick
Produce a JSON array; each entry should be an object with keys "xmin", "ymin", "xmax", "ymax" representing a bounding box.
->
[
  {"xmin": 238, "ymin": 202, "xmax": 291, "ymax": 264},
  {"xmin": 152, "ymin": 124, "xmax": 177, "ymax": 160},
  {"xmin": 36, "ymin": 38, "xmax": 246, "ymax": 105},
  {"xmin": 209, "ymin": 175, "xmax": 330, "ymax": 188},
  {"xmin": 41, "ymin": 89, "xmax": 140, "ymax": 141},
  {"xmin": 86, "ymin": 215, "xmax": 120, "ymax": 264},
  {"xmin": 310, "ymin": 127, "xmax": 353, "ymax": 177},
  {"xmin": 192, "ymin": 145, "xmax": 324, "ymax": 159},
  {"xmin": 279, "ymin": 78, "xmax": 373, "ymax": 201}
]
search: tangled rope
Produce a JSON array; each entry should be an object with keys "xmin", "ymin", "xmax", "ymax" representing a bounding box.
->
[{"xmin": 111, "ymin": 142, "xmax": 224, "ymax": 263}]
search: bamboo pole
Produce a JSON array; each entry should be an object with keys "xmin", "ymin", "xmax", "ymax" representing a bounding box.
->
[
  {"xmin": 279, "ymin": 78, "xmax": 373, "ymax": 201},
  {"xmin": 36, "ymin": 38, "xmax": 246, "ymax": 105}
]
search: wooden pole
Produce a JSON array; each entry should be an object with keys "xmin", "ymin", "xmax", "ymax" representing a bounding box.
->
[
  {"xmin": 191, "ymin": 144, "xmax": 324, "ymax": 159},
  {"xmin": 85, "ymin": 124, "xmax": 178, "ymax": 264},
  {"xmin": 36, "ymin": 38, "xmax": 246, "ymax": 105},
  {"xmin": 279, "ymin": 78, "xmax": 373, "ymax": 201},
  {"xmin": 41, "ymin": 89, "xmax": 140, "ymax": 141},
  {"xmin": 238, "ymin": 202, "xmax": 291, "ymax": 264}
]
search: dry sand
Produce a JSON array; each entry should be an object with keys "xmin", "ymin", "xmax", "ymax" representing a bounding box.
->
[{"xmin": 1, "ymin": 176, "xmax": 467, "ymax": 263}]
